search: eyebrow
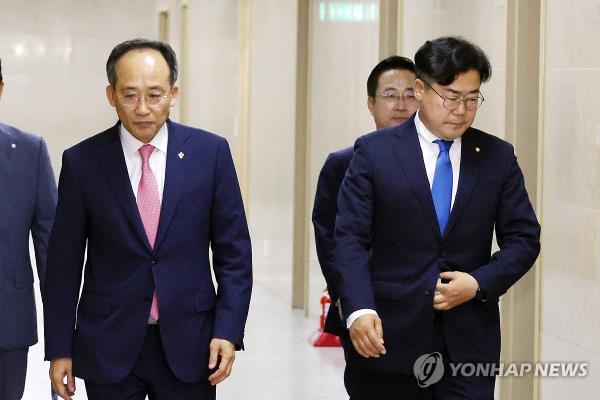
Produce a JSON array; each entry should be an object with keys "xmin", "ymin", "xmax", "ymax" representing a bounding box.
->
[
  {"xmin": 381, "ymin": 86, "xmax": 414, "ymax": 92},
  {"xmin": 445, "ymin": 88, "xmax": 480, "ymax": 96},
  {"xmin": 120, "ymin": 85, "xmax": 165, "ymax": 92}
]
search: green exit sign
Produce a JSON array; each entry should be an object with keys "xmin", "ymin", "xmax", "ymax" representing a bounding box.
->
[{"xmin": 319, "ymin": 2, "xmax": 379, "ymax": 22}]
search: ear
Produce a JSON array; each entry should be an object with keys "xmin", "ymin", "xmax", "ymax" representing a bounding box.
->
[
  {"xmin": 106, "ymin": 85, "xmax": 116, "ymax": 107},
  {"xmin": 414, "ymin": 79, "xmax": 425, "ymax": 101},
  {"xmin": 169, "ymin": 86, "xmax": 179, "ymax": 107},
  {"xmin": 367, "ymin": 96, "xmax": 375, "ymax": 115}
]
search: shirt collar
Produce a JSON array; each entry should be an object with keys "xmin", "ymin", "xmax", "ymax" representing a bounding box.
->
[
  {"xmin": 414, "ymin": 111, "xmax": 461, "ymax": 146},
  {"xmin": 415, "ymin": 110, "xmax": 441, "ymax": 144},
  {"xmin": 119, "ymin": 122, "xmax": 169, "ymax": 156}
]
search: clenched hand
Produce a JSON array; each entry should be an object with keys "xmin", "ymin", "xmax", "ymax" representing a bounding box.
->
[{"xmin": 433, "ymin": 271, "xmax": 478, "ymax": 310}]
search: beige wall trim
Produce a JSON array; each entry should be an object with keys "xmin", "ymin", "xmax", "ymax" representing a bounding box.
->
[
  {"xmin": 158, "ymin": 9, "xmax": 170, "ymax": 42},
  {"xmin": 179, "ymin": 3, "xmax": 189, "ymax": 124},
  {"xmin": 396, "ymin": 0, "xmax": 404, "ymax": 56},
  {"xmin": 533, "ymin": 0, "xmax": 547, "ymax": 398},
  {"xmin": 501, "ymin": 0, "xmax": 542, "ymax": 399},
  {"xmin": 292, "ymin": 0, "xmax": 311, "ymax": 312},
  {"xmin": 378, "ymin": 0, "xmax": 399, "ymax": 59},
  {"xmin": 237, "ymin": 0, "xmax": 252, "ymax": 206}
]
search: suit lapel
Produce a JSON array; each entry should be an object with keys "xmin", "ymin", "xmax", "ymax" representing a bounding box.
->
[
  {"xmin": 443, "ymin": 129, "xmax": 481, "ymax": 238},
  {"xmin": 154, "ymin": 120, "xmax": 190, "ymax": 251},
  {"xmin": 0, "ymin": 125, "xmax": 16, "ymax": 185},
  {"xmin": 390, "ymin": 121, "xmax": 441, "ymax": 239},
  {"xmin": 96, "ymin": 123, "xmax": 152, "ymax": 251}
]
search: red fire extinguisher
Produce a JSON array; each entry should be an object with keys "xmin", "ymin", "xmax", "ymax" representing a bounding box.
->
[
  {"xmin": 311, "ymin": 288, "xmax": 342, "ymax": 347},
  {"xmin": 320, "ymin": 288, "xmax": 330, "ymax": 331}
]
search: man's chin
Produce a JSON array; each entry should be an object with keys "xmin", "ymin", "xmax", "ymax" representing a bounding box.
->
[
  {"xmin": 439, "ymin": 127, "xmax": 468, "ymax": 140},
  {"xmin": 127, "ymin": 125, "xmax": 160, "ymax": 142},
  {"xmin": 388, "ymin": 117, "xmax": 409, "ymax": 127}
]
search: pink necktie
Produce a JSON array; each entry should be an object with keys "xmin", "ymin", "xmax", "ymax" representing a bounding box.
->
[{"xmin": 137, "ymin": 144, "xmax": 161, "ymax": 320}]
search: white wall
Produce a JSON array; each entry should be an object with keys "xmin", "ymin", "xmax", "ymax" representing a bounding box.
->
[
  {"xmin": 0, "ymin": 0, "xmax": 158, "ymax": 175},
  {"xmin": 247, "ymin": 0, "xmax": 297, "ymax": 301},
  {"xmin": 539, "ymin": 0, "xmax": 600, "ymax": 397}
]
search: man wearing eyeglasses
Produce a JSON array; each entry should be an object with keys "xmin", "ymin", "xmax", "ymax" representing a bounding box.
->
[
  {"xmin": 335, "ymin": 37, "xmax": 540, "ymax": 399},
  {"xmin": 312, "ymin": 56, "xmax": 418, "ymax": 343},
  {"xmin": 0, "ymin": 58, "xmax": 57, "ymax": 400},
  {"xmin": 43, "ymin": 39, "xmax": 252, "ymax": 400}
]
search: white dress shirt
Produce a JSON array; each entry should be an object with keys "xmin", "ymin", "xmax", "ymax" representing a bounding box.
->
[
  {"xmin": 345, "ymin": 111, "xmax": 463, "ymax": 328},
  {"xmin": 414, "ymin": 111, "xmax": 461, "ymax": 208},
  {"xmin": 119, "ymin": 123, "xmax": 168, "ymax": 201},
  {"xmin": 120, "ymin": 123, "xmax": 168, "ymax": 324}
]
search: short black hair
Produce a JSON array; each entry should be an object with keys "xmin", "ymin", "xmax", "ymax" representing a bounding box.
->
[
  {"xmin": 414, "ymin": 36, "xmax": 491, "ymax": 86},
  {"xmin": 0, "ymin": 57, "xmax": 3, "ymax": 82},
  {"xmin": 367, "ymin": 56, "xmax": 416, "ymax": 98},
  {"xmin": 106, "ymin": 38, "xmax": 178, "ymax": 86}
]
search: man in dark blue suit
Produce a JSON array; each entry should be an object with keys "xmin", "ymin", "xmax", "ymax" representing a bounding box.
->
[
  {"xmin": 43, "ymin": 39, "xmax": 252, "ymax": 400},
  {"xmin": 335, "ymin": 37, "xmax": 540, "ymax": 399},
  {"xmin": 0, "ymin": 58, "xmax": 57, "ymax": 400},
  {"xmin": 312, "ymin": 56, "xmax": 419, "ymax": 338}
]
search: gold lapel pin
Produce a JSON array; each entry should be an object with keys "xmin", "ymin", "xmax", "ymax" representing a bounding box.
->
[
  {"xmin": 475, "ymin": 147, "xmax": 480, "ymax": 153},
  {"xmin": 178, "ymin": 152, "xmax": 184, "ymax": 159}
]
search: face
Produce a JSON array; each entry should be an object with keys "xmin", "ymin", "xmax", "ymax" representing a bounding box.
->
[
  {"xmin": 368, "ymin": 68, "xmax": 418, "ymax": 129},
  {"xmin": 414, "ymin": 69, "xmax": 481, "ymax": 140},
  {"xmin": 106, "ymin": 49, "xmax": 178, "ymax": 143}
]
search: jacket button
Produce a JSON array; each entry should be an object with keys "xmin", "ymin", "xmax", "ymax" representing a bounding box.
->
[
  {"xmin": 425, "ymin": 289, "xmax": 432, "ymax": 295},
  {"xmin": 151, "ymin": 259, "xmax": 157, "ymax": 265},
  {"xmin": 144, "ymin": 296, "xmax": 151, "ymax": 304}
]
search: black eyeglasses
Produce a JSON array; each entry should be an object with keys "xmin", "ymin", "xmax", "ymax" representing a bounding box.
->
[{"xmin": 423, "ymin": 80, "xmax": 484, "ymax": 111}]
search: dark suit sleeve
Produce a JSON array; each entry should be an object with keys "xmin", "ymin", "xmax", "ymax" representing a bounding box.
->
[
  {"xmin": 312, "ymin": 153, "xmax": 344, "ymax": 300},
  {"xmin": 470, "ymin": 151, "xmax": 541, "ymax": 300},
  {"xmin": 43, "ymin": 150, "xmax": 87, "ymax": 360},
  {"xmin": 334, "ymin": 138, "xmax": 376, "ymax": 319},
  {"xmin": 209, "ymin": 139, "xmax": 252, "ymax": 350},
  {"xmin": 30, "ymin": 137, "xmax": 57, "ymax": 292}
]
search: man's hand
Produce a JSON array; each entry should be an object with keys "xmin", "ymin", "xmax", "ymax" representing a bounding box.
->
[
  {"xmin": 208, "ymin": 338, "xmax": 236, "ymax": 386},
  {"xmin": 50, "ymin": 358, "xmax": 75, "ymax": 400},
  {"xmin": 349, "ymin": 314, "xmax": 386, "ymax": 358},
  {"xmin": 433, "ymin": 271, "xmax": 479, "ymax": 311}
]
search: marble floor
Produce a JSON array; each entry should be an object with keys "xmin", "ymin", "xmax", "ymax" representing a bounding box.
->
[{"xmin": 22, "ymin": 266, "xmax": 348, "ymax": 399}]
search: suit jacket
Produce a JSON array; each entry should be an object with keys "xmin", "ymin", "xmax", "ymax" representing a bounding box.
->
[
  {"xmin": 0, "ymin": 123, "xmax": 57, "ymax": 350},
  {"xmin": 335, "ymin": 114, "xmax": 540, "ymax": 375},
  {"xmin": 312, "ymin": 146, "xmax": 352, "ymax": 336},
  {"xmin": 43, "ymin": 120, "xmax": 252, "ymax": 384}
]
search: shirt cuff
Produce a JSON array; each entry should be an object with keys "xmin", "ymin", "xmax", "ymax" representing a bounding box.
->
[{"xmin": 346, "ymin": 309, "xmax": 378, "ymax": 329}]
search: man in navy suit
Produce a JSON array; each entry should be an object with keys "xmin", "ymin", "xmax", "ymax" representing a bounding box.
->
[
  {"xmin": 312, "ymin": 56, "xmax": 419, "ymax": 338},
  {"xmin": 43, "ymin": 39, "xmax": 252, "ymax": 400},
  {"xmin": 335, "ymin": 37, "xmax": 540, "ymax": 399},
  {"xmin": 0, "ymin": 58, "xmax": 57, "ymax": 400}
]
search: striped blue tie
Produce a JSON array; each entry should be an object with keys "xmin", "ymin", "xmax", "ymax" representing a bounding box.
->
[{"xmin": 431, "ymin": 140, "xmax": 453, "ymax": 234}]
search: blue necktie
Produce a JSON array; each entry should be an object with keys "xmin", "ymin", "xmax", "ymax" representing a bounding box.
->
[{"xmin": 431, "ymin": 140, "xmax": 453, "ymax": 234}]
